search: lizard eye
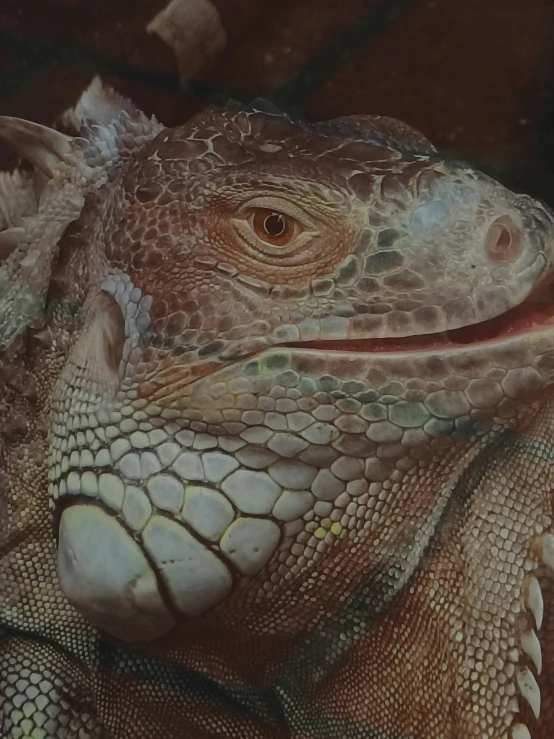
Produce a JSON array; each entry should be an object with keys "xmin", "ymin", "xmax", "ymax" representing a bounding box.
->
[
  {"xmin": 230, "ymin": 197, "xmax": 317, "ymax": 261},
  {"xmin": 250, "ymin": 208, "xmax": 299, "ymax": 247}
]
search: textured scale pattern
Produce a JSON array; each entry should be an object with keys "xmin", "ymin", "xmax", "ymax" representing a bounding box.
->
[{"xmin": 0, "ymin": 78, "xmax": 553, "ymax": 738}]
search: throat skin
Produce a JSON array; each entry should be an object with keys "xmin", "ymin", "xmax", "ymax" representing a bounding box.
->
[{"xmin": 47, "ymin": 318, "xmax": 554, "ymax": 738}]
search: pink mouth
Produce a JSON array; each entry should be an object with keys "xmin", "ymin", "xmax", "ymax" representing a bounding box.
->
[{"xmin": 286, "ymin": 299, "xmax": 554, "ymax": 354}]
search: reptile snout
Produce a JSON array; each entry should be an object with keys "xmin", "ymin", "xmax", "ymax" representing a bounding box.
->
[{"xmin": 518, "ymin": 194, "xmax": 554, "ymax": 269}]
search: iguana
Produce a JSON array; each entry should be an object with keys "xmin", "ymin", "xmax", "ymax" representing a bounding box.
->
[{"xmin": 0, "ymin": 77, "xmax": 552, "ymax": 739}]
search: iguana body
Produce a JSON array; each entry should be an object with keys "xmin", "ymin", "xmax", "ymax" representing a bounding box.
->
[{"xmin": 0, "ymin": 79, "xmax": 552, "ymax": 739}]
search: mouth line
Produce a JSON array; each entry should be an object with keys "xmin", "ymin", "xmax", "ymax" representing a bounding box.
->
[{"xmin": 282, "ymin": 298, "xmax": 554, "ymax": 355}]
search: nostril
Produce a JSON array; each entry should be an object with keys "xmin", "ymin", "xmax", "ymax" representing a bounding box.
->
[{"xmin": 485, "ymin": 215, "xmax": 523, "ymax": 263}]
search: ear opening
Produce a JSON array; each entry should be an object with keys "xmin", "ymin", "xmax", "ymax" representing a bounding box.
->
[{"xmin": 89, "ymin": 291, "xmax": 126, "ymax": 381}]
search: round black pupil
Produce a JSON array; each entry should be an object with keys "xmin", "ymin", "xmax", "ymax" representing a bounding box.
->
[{"xmin": 264, "ymin": 213, "xmax": 286, "ymax": 237}]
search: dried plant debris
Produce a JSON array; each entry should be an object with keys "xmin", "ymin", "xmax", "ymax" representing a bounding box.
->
[{"xmin": 147, "ymin": 0, "xmax": 227, "ymax": 80}]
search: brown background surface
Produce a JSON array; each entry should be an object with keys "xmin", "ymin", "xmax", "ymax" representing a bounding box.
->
[{"xmin": 0, "ymin": 0, "xmax": 553, "ymax": 201}]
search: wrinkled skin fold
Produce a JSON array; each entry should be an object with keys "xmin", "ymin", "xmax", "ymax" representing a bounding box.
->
[{"xmin": 0, "ymin": 78, "xmax": 553, "ymax": 739}]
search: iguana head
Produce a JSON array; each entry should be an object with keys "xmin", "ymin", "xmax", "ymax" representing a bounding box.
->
[{"xmin": 2, "ymin": 80, "xmax": 553, "ymax": 738}]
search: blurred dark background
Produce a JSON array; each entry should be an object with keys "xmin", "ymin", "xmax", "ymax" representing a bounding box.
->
[{"xmin": 1, "ymin": 0, "xmax": 554, "ymax": 202}]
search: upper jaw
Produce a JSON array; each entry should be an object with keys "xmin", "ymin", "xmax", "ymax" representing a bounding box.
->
[{"xmin": 232, "ymin": 276, "xmax": 554, "ymax": 362}]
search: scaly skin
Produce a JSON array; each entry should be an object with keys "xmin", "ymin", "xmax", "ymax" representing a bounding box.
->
[{"xmin": 0, "ymin": 79, "xmax": 553, "ymax": 739}]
